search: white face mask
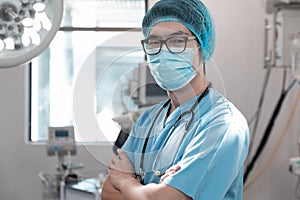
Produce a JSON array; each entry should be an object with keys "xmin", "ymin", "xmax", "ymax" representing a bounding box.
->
[{"xmin": 147, "ymin": 48, "xmax": 196, "ymax": 91}]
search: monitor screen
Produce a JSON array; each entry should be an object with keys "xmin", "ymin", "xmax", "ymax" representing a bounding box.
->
[{"xmin": 55, "ymin": 130, "xmax": 69, "ymax": 138}]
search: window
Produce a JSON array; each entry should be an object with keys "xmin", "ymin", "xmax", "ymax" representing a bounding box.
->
[{"xmin": 29, "ymin": 0, "xmax": 146, "ymax": 143}]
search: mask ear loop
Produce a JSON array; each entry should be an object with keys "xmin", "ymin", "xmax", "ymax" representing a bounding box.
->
[
  {"xmin": 193, "ymin": 46, "xmax": 207, "ymax": 84},
  {"xmin": 197, "ymin": 46, "xmax": 206, "ymax": 75}
]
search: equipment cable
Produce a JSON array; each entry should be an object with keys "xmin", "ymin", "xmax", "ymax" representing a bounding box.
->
[
  {"xmin": 246, "ymin": 65, "xmax": 273, "ymax": 166},
  {"xmin": 244, "ymin": 85, "xmax": 300, "ymax": 191},
  {"xmin": 244, "ymin": 79, "xmax": 297, "ymax": 183}
]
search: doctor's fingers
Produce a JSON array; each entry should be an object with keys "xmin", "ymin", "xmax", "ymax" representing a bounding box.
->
[
  {"xmin": 116, "ymin": 149, "xmax": 129, "ymax": 161},
  {"xmin": 159, "ymin": 169, "xmax": 177, "ymax": 184},
  {"xmin": 110, "ymin": 155, "xmax": 129, "ymax": 171},
  {"xmin": 165, "ymin": 164, "xmax": 181, "ymax": 173},
  {"xmin": 160, "ymin": 165, "xmax": 181, "ymax": 183},
  {"xmin": 111, "ymin": 155, "xmax": 121, "ymax": 165},
  {"xmin": 109, "ymin": 160, "xmax": 120, "ymax": 172}
]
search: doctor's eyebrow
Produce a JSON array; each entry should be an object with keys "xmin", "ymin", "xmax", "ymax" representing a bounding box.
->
[
  {"xmin": 168, "ymin": 31, "xmax": 192, "ymax": 37},
  {"xmin": 148, "ymin": 31, "xmax": 192, "ymax": 39}
]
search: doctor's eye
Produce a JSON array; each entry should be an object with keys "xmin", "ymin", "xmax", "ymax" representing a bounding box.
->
[
  {"xmin": 148, "ymin": 40, "xmax": 161, "ymax": 48},
  {"xmin": 167, "ymin": 37, "xmax": 186, "ymax": 47}
]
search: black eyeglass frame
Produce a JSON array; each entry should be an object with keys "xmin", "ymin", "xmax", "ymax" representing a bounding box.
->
[{"xmin": 141, "ymin": 36, "xmax": 196, "ymax": 55}]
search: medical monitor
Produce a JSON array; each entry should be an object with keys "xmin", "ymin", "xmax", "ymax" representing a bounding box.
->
[
  {"xmin": 265, "ymin": 0, "xmax": 300, "ymax": 13},
  {"xmin": 46, "ymin": 126, "xmax": 76, "ymax": 156}
]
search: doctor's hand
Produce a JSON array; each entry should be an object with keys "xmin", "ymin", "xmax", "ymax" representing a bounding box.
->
[
  {"xmin": 108, "ymin": 149, "xmax": 137, "ymax": 190},
  {"xmin": 159, "ymin": 164, "xmax": 181, "ymax": 184}
]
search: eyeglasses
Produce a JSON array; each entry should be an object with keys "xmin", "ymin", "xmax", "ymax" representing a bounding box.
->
[{"xmin": 141, "ymin": 36, "xmax": 196, "ymax": 55}]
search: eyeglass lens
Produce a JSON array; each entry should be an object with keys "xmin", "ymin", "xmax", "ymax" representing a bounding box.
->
[{"xmin": 143, "ymin": 37, "xmax": 188, "ymax": 55}]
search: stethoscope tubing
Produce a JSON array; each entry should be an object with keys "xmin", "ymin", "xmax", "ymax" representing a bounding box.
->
[{"xmin": 139, "ymin": 87, "xmax": 209, "ymax": 182}]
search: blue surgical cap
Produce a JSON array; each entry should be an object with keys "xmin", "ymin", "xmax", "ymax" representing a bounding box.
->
[{"xmin": 142, "ymin": 0, "xmax": 216, "ymax": 63}]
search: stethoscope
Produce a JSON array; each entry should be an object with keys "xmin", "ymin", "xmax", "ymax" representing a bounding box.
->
[{"xmin": 139, "ymin": 87, "xmax": 209, "ymax": 183}]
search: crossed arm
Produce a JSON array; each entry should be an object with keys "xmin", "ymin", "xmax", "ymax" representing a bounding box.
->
[{"xmin": 101, "ymin": 149, "xmax": 191, "ymax": 200}]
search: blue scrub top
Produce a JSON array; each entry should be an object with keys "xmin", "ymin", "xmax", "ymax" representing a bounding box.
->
[{"xmin": 122, "ymin": 88, "xmax": 249, "ymax": 200}]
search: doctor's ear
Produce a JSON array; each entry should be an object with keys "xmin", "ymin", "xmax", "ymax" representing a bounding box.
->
[{"xmin": 196, "ymin": 47, "xmax": 204, "ymax": 62}]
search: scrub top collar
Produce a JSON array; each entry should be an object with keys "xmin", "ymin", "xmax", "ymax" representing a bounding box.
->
[{"xmin": 163, "ymin": 88, "xmax": 209, "ymax": 127}]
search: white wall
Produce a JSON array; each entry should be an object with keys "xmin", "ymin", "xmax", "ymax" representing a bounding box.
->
[{"xmin": 0, "ymin": 0, "xmax": 299, "ymax": 199}]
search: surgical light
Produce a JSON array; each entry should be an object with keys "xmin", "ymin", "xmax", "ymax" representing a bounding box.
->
[
  {"xmin": 32, "ymin": 2, "xmax": 45, "ymax": 12},
  {"xmin": 0, "ymin": 39, "xmax": 4, "ymax": 51},
  {"xmin": 0, "ymin": 0, "xmax": 63, "ymax": 68},
  {"xmin": 4, "ymin": 37, "xmax": 15, "ymax": 50}
]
